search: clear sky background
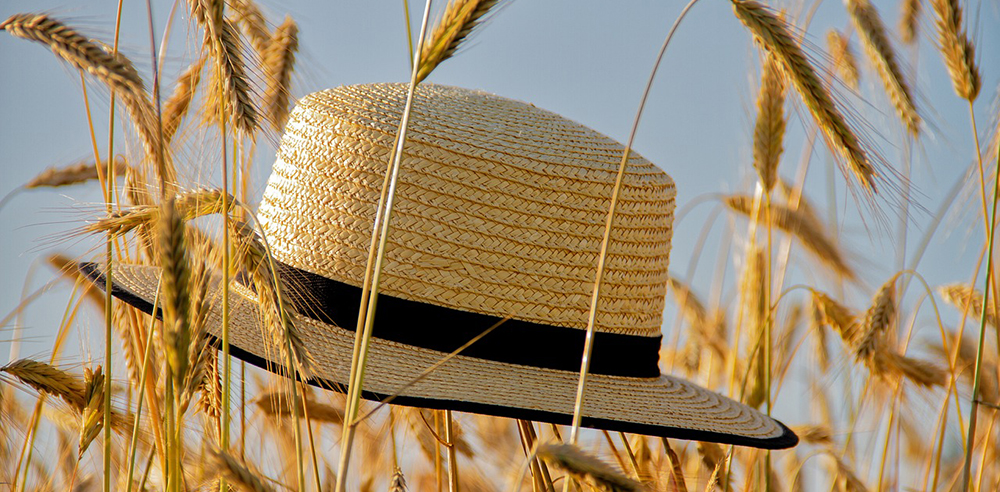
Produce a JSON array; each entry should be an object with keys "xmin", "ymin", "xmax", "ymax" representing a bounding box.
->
[{"xmin": 1, "ymin": 0, "xmax": 999, "ymax": 446}]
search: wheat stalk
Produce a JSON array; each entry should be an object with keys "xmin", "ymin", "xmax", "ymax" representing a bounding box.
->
[
  {"xmin": 752, "ymin": 55, "xmax": 786, "ymax": 192},
  {"xmin": 416, "ymin": 0, "xmax": 500, "ymax": 83},
  {"xmin": 730, "ymin": 0, "xmax": 879, "ymax": 196},
  {"xmin": 899, "ymin": 0, "xmax": 921, "ymax": 44},
  {"xmin": 931, "ymin": 0, "xmax": 980, "ymax": 101},
  {"xmin": 262, "ymin": 16, "xmax": 298, "ymax": 132},
  {"xmin": 725, "ymin": 195, "xmax": 854, "ymax": 278},
  {"xmin": 25, "ymin": 157, "xmax": 130, "ymax": 189},
  {"xmin": 826, "ymin": 30, "xmax": 860, "ymax": 91},
  {"xmin": 162, "ymin": 56, "xmax": 206, "ymax": 144},
  {"xmin": 846, "ymin": 0, "xmax": 921, "ymax": 135}
]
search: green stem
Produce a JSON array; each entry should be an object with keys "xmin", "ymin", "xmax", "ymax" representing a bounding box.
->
[{"xmin": 962, "ymin": 105, "xmax": 1000, "ymax": 491}]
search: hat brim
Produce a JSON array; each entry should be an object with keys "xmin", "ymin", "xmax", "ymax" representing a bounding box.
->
[{"xmin": 80, "ymin": 262, "xmax": 797, "ymax": 449}]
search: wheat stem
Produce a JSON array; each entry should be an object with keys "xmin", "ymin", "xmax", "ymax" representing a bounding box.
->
[{"xmin": 334, "ymin": 2, "xmax": 434, "ymax": 491}]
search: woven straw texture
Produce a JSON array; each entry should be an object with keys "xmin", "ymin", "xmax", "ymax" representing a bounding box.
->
[
  {"xmin": 257, "ymin": 83, "xmax": 676, "ymax": 336},
  {"xmin": 104, "ymin": 263, "xmax": 788, "ymax": 443}
]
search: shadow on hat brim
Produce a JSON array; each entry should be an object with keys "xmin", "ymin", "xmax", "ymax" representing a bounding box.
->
[{"xmin": 79, "ymin": 261, "xmax": 797, "ymax": 449}]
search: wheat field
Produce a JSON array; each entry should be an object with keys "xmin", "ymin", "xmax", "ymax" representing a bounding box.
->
[{"xmin": 0, "ymin": 0, "xmax": 999, "ymax": 491}]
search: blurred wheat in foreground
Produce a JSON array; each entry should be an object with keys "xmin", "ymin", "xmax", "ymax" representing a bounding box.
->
[{"xmin": 1, "ymin": 0, "xmax": 999, "ymax": 491}]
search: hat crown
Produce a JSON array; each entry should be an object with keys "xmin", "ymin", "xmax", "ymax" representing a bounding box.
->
[{"xmin": 258, "ymin": 83, "xmax": 676, "ymax": 336}]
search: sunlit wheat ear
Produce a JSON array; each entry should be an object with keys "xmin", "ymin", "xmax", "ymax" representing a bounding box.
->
[
  {"xmin": 939, "ymin": 283, "xmax": 998, "ymax": 327},
  {"xmin": 537, "ymin": 443, "xmax": 644, "ymax": 492},
  {"xmin": 810, "ymin": 291, "xmax": 859, "ymax": 344},
  {"xmin": 230, "ymin": 0, "xmax": 271, "ymax": 56},
  {"xmin": 846, "ymin": 0, "xmax": 921, "ymax": 136},
  {"xmin": 697, "ymin": 441, "xmax": 729, "ymax": 487},
  {"xmin": 262, "ymin": 16, "xmax": 298, "ymax": 132},
  {"xmin": 253, "ymin": 390, "xmax": 344, "ymax": 424},
  {"xmin": 85, "ymin": 188, "xmax": 237, "ymax": 235},
  {"xmin": 899, "ymin": 0, "xmax": 921, "ymax": 44},
  {"xmin": 826, "ymin": 30, "xmax": 860, "ymax": 91},
  {"xmin": 932, "ymin": 0, "xmax": 980, "ymax": 101},
  {"xmin": 794, "ymin": 425, "xmax": 833, "ymax": 445},
  {"xmin": 162, "ymin": 56, "xmax": 206, "ymax": 144},
  {"xmin": 730, "ymin": 0, "xmax": 879, "ymax": 196},
  {"xmin": 417, "ymin": 0, "xmax": 501, "ymax": 83},
  {"xmin": 1, "ymin": 13, "xmax": 175, "ymax": 187},
  {"xmin": 854, "ymin": 277, "xmax": 896, "ymax": 362},
  {"xmin": 667, "ymin": 277, "xmax": 709, "ymax": 330},
  {"xmin": 25, "ymin": 157, "xmax": 130, "ymax": 189},
  {"xmin": 208, "ymin": 447, "xmax": 277, "ymax": 492},
  {"xmin": 753, "ymin": 54, "xmax": 786, "ymax": 192},
  {"xmin": 829, "ymin": 453, "xmax": 868, "ymax": 492},
  {"xmin": 725, "ymin": 195, "xmax": 854, "ymax": 278},
  {"xmin": 77, "ymin": 366, "xmax": 104, "ymax": 456},
  {"xmin": 389, "ymin": 467, "xmax": 407, "ymax": 492},
  {"xmin": 871, "ymin": 350, "xmax": 946, "ymax": 387},
  {"xmin": 189, "ymin": 0, "xmax": 260, "ymax": 137},
  {"xmin": 1, "ymin": 359, "xmax": 87, "ymax": 411},
  {"xmin": 157, "ymin": 197, "xmax": 192, "ymax": 389},
  {"xmin": 228, "ymin": 219, "xmax": 315, "ymax": 379}
]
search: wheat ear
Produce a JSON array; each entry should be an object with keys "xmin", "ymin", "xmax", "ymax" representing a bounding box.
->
[
  {"xmin": 931, "ymin": 0, "xmax": 980, "ymax": 101},
  {"xmin": 263, "ymin": 16, "xmax": 299, "ymax": 132},
  {"xmin": 229, "ymin": 219, "xmax": 315, "ymax": 379},
  {"xmin": 846, "ymin": 0, "xmax": 921, "ymax": 135},
  {"xmin": 162, "ymin": 56, "xmax": 206, "ymax": 144},
  {"xmin": 157, "ymin": 197, "xmax": 192, "ymax": 389},
  {"xmin": 725, "ymin": 195, "xmax": 854, "ymax": 278},
  {"xmin": 855, "ymin": 277, "xmax": 897, "ymax": 362},
  {"xmin": 899, "ymin": 0, "xmax": 921, "ymax": 44},
  {"xmin": 417, "ymin": 0, "xmax": 500, "ymax": 83},
  {"xmin": 753, "ymin": 55, "xmax": 787, "ymax": 192},
  {"xmin": 25, "ymin": 157, "xmax": 130, "ymax": 189},
  {"xmin": 537, "ymin": 443, "xmax": 643, "ymax": 492},
  {"xmin": 826, "ymin": 30, "xmax": 860, "ymax": 91},
  {"xmin": 208, "ymin": 447, "xmax": 276, "ymax": 492},
  {"xmin": 939, "ymin": 283, "xmax": 998, "ymax": 327},
  {"xmin": 230, "ymin": 0, "xmax": 271, "ymax": 56},
  {"xmin": 1, "ymin": 13, "xmax": 175, "ymax": 187},
  {"xmin": 189, "ymin": 0, "xmax": 260, "ymax": 136},
  {"xmin": 1, "ymin": 359, "xmax": 87, "ymax": 411},
  {"xmin": 730, "ymin": 0, "xmax": 878, "ymax": 195}
]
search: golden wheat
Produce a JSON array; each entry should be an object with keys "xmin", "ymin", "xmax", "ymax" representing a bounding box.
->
[
  {"xmin": 752, "ymin": 55, "xmax": 786, "ymax": 192},
  {"xmin": 537, "ymin": 443, "xmax": 643, "ymax": 492},
  {"xmin": 931, "ymin": 0, "xmax": 980, "ymax": 101},
  {"xmin": 846, "ymin": 0, "xmax": 921, "ymax": 135},
  {"xmin": 730, "ymin": 0, "xmax": 878, "ymax": 195},
  {"xmin": 25, "ymin": 157, "xmax": 130, "ymax": 189},
  {"xmin": 162, "ymin": 56, "xmax": 206, "ymax": 144},
  {"xmin": 899, "ymin": 0, "xmax": 921, "ymax": 44},
  {"xmin": 263, "ymin": 16, "xmax": 299, "ymax": 132},
  {"xmin": 417, "ymin": 0, "xmax": 500, "ymax": 83},
  {"xmin": 855, "ymin": 278, "xmax": 896, "ymax": 362},
  {"xmin": 826, "ymin": 29, "xmax": 860, "ymax": 91},
  {"xmin": 725, "ymin": 195, "xmax": 854, "ymax": 278}
]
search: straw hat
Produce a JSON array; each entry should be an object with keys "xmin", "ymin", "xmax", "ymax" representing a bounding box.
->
[{"xmin": 83, "ymin": 83, "xmax": 797, "ymax": 449}]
